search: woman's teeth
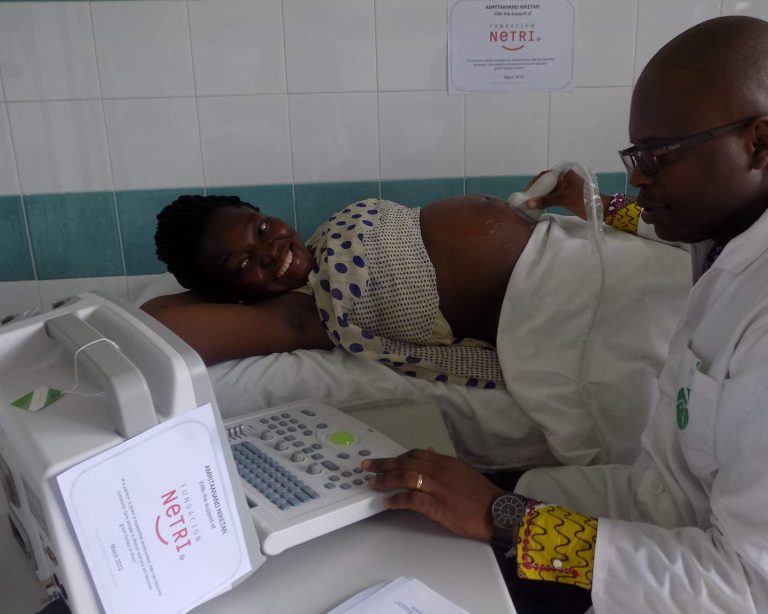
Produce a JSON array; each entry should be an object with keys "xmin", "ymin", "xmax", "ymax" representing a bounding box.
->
[{"xmin": 276, "ymin": 249, "xmax": 293, "ymax": 278}]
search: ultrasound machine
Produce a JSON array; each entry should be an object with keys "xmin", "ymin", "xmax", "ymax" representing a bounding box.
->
[{"xmin": 0, "ymin": 292, "xmax": 410, "ymax": 613}]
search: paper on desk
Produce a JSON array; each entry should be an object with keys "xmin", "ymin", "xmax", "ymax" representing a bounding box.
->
[
  {"xmin": 57, "ymin": 403, "xmax": 252, "ymax": 614},
  {"xmin": 327, "ymin": 576, "xmax": 471, "ymax": 614}
]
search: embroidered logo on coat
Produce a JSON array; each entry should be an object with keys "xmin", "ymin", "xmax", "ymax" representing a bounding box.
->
[{"xmin": 676, "ymin": 387, "xmax": 690, "ymax": 429}]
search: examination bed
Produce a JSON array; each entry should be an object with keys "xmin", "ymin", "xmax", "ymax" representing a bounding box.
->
[{"xmin": 137, "ymin": 214, "xmax": 692, "ymax": 471}]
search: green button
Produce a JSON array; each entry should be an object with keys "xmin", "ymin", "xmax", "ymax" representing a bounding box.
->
[{"xmin": 328, "ymin": 430, "xmax": 357, "ymax": 446}]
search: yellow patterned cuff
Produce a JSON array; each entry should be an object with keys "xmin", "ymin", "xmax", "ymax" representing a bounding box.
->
[
  {"xmin": 605, "ymin": 193, "xmax": 641, "ymax": 235},
  {"xmin": 516, "ymin": 500, "xmax": 598, "ymax": 590}
]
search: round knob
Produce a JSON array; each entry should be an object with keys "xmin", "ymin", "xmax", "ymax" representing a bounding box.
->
[
  {"xmin": 275, "ymin": 440, "xmax": 289, "ymax": 451},
  {"xmin": 307, "ymin": 463, "xmax": 322, "ymax": 475},
  {"xmin": 260, "ymin": 430, "xmax": 275, "ymax": 441},
  {"xmin": 328, "ymin": 430, "xmax": 357, "ymax": 446},
  {"xmin": 291, "ymin": 451, "xmax": 306, "ymax": 463}
]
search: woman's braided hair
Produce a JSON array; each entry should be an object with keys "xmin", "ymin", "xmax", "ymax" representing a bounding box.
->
[{"xmin": 155, "ymin": 194, "xmax": 258, "ymax": 296}]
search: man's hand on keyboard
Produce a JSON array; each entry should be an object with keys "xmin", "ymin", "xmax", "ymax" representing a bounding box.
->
[{"xmin": 362, "ymin": 449, "xmax": 502, "ymax": 541}]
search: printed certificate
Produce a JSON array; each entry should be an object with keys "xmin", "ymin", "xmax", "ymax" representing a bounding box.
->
[
  {"xmin": 57, "ymin": 403, "xmax": 252, "ymax": 614},
  {"xmin": 449, "ymin": 0, "xmax": 576, "ymax": 93}
]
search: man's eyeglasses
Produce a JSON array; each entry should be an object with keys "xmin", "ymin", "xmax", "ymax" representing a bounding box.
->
[{"xmin": 618, "ymin": 117, "xmax": 758, "ymax": 176}]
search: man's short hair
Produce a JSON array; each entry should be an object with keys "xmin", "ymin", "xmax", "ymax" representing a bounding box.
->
[{"xmin": 155, "ymin": 194, "xmax": 258, "ymax": 296}]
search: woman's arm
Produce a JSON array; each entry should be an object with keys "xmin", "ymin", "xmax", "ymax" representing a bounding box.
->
[
  {"xmin": 523, "ymin": 170, "xmax": 658, "ymax": 239},
  {"xmin": 141, "ymin": 290, "xmax": 333, "ymax": 365}
]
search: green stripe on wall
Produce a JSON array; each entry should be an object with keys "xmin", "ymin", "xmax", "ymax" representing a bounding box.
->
[
  {"xmin": 116, "ymin": 187, "xmax": 204, "ymax": 276},
  {"xmin": 207, "ymin": 184, "xmax": 295, "ymax": 226},
  {"xmin": 294, "ymin": 181, "xmax": 380, "ymax": 239},
  {"xmin": 0, "ymin": 195, "xmax": 35, "ymax": 281},
  {"xmin": 0, "ymin": 173, "xmax": 629, "ymax": 282},
  {"xmin": 381, "ymin": 177, "xmax": 464, "ymax": 207},
  {"xmin": 25, "ymin": 191, "xmax": 123, "ymax": 279}
]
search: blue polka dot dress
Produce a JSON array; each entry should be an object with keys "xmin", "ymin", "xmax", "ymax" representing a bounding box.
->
[{"xmin": 306, "ymin": 199, "xmax": 504, "ymax": 388}]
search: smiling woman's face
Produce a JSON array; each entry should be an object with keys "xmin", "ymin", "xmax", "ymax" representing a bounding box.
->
[{"xmin": 197, "ymin": 206, "xmax": 314, "ymax": 302}]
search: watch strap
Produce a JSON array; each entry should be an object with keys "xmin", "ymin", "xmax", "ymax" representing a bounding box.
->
[{"xmin": 489, "ymin": 492, "xmax": 527, "ymax": 550}]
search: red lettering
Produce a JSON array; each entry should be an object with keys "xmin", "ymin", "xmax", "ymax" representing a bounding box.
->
[
  {"xmin": 158, "ymin": 489, "xmax": 194, "ymax": 554},
  {"xmin": 160, "ymin": 490, "xmax": 177, "ymax": 506},
  {"xmin": 165, "ymin": 503, "xmax": 181, "ymax": 517},
  {"xmin": 491, "ymin": 30, "xmax": 536, "ymax": 46},
  {"xmin": 175, "ymin": 539, "xmax": 192, "ymax": 553},
  {"xmin": 155, "ymin": 516, "xmax": 168, "ymax": 545}
]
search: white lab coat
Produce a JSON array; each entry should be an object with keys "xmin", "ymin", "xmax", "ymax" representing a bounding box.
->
[{"xmin": 515, "ymin": 208, "xmax": 768, "ymax": 612}]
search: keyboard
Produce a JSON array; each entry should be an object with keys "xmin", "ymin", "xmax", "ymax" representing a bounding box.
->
[{"xmin": 224, "ymin": 400, "xmax": 406, "ymax": 555}]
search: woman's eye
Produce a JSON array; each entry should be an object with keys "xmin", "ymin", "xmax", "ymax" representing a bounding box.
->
[{"xmin": 258, "ymin": 220, "xmax": 268, "ymax": 235}]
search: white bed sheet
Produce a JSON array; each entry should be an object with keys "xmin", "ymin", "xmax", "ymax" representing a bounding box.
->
[
  {"xmin": 135, "ymin": 273, "xmax": 554, "ymax": 470},
  {"xmin": 137, "ymin": 216, "xmax": 691, "ymax": 471},
  {"xmin": 209, "ymin": 350, "xmax": 554, "ymax": 470}
]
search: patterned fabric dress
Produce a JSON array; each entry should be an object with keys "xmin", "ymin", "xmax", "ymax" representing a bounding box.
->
[{"xmin": 306, "ymin": 199, "xmax": 505, "ymax": 388}]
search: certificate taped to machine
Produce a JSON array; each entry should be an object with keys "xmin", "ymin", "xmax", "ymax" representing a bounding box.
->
[
  {"xmin": 57, "ymin": 403, "xmax": 251, "ymax": 614},
  {"xmin": 449, "ymin": 0, "xmax": 576, "ymax": 93}
]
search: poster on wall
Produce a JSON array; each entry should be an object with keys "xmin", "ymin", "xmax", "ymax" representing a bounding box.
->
[{"xmin": 449, "ymin": 0, "xmax": 577, "ymax": 94}]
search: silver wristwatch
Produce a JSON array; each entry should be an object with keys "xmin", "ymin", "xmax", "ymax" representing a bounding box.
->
[{"xmin": 489, "ymin": 492, "xmax": 527, "ymax": 549}]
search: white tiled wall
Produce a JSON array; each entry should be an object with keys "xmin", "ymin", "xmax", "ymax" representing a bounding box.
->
[
  {"xmin": 283, "ymin": 0, "xmax": 377, "ymax": 93},
  {"xmin": 574, "ymin": 1, "xmax": 637, "ymax": 87},
  {"xmin": 9, "ymin": 100, "xmax": 113, "ymax": 194},
  {"xmin": 188, "ymin": 0, "xmax": 287, "ymax": 95},
  {"xmin": 289, "ymin": 92, "xmax": 380, "ymax": 183},
  {"xmin": 198, "ymin": 95, "xmax": 293, "ymax": 186},
  {"xmin": 0, "ymin": 0, "xmax": 765, "ymax": 318},
  {"xmin": 103, "ymin": 97, "xmax": 204, "ymax": 190},
  {"xmin": 0, "ymin": 2, "xmax": 100, "ymax": 101},
  {"xmin": 724, "ymin": 0, "xmax": 768, "ymax": 18},
  {"xmin": 549, "ymin": 87, "xmax": 635, "ymax": 170},
  {"xmin": 465, "ymin": 92, "xmax": 549, "ymax": 176},
  {"xmin": 375, "ymin": 0, "xmax": 448, "ymax": 91},
  {"xmin": 92, "ymin": 1, "xmax": 195, "ymax": 99},
  {"xmin": 634, "ymin": 0, "xmax": 721, "ymax": 77},
  {"xmin": 379, "ymin": 91, "xmax": 465, "ymax": 180},
  {"xmin": 0, "ymin": 105, "xmax": 19, "ymax": 194},
  {"xmin": 0, "ymin": 0, "xmax": 750, "ymax": 199}
]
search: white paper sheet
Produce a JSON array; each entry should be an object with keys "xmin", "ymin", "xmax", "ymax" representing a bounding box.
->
[
  {"xmin": 327, "ymin": 576, "xmax": 470, "ymax": 614},
  {"xmin": 57, "ymin": 403, "xmax": 251, "ymax": 614}
]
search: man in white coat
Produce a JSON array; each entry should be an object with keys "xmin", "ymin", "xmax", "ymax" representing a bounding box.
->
[{"xmin": 363, "ymin": 15, "xmax": 768, "ymax": 613}]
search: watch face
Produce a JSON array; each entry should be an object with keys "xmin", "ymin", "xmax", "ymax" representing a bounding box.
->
[{"xmin": 491, "ymin": 493, "xmax": 527, "ymax": 529}]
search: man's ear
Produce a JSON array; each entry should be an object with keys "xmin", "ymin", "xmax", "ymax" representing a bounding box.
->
[{"xmin": 750, "ymin": 117, "xmax": 768, "ymax": 169}]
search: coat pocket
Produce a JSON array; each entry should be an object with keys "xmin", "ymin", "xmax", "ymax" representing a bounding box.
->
[{"xmin": 676, "ymin": 351, "xmax": 720, "ymax": 482}]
